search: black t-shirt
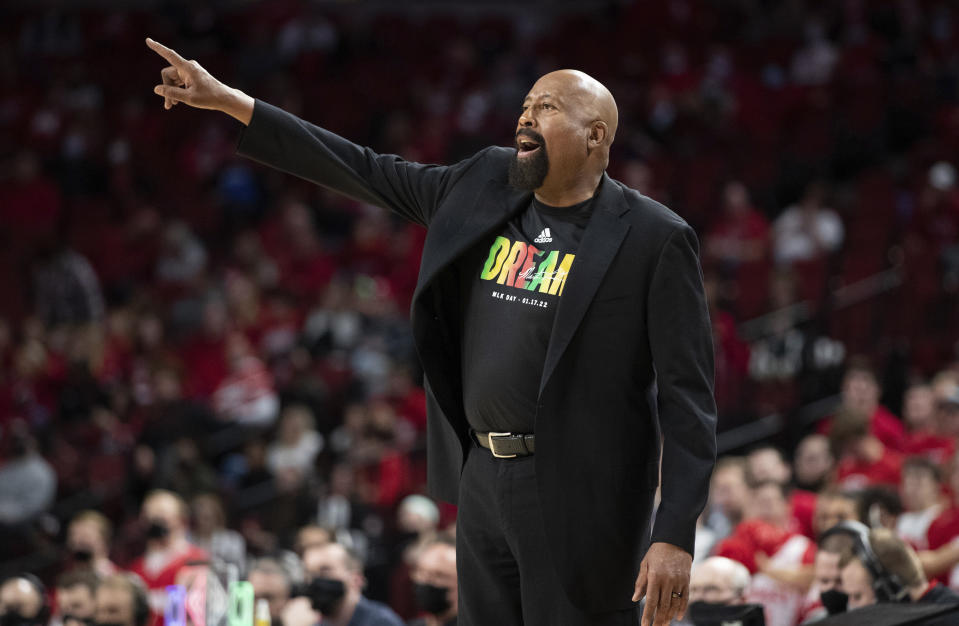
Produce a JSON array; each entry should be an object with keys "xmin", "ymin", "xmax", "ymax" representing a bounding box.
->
[{"xmin": 457, "ymin": 196, "xmax": 592, "ymax": 433}]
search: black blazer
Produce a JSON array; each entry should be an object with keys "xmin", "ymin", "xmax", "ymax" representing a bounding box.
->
[{"xmin": 237, "ymin": 100, "xmax": 718, "ymax": 612}]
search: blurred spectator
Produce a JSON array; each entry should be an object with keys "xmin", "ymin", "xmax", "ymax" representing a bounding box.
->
[
  {"xmin": 897, "ymin": 457, "xmax": 946, "ymax": 551},
  {"xmin": 189, "ymin": 493, "xmax": 246, "ymax": 572},
  {"xmin": 93, "ymin": 574, "xmax": 149, "ymax": 626},
  {"xmin": 248, "ymin": 557, "xmax": 294, "ymax": 624},
  {"xmin": 32, "ymin": 244, "xmax": 104, "ymax": 328},
  {"xmin": 819, "ymin": 359, "xmax": 907, "ymax": 453},
  {"xmin": 811, "ymin": 490, "xmax": 859, "ymax": 540},
  {"xmin": 155, "ymin": 221, "xmax": 207, "ymax": 287},
  {"xmin": 705, "ymin": 457, "xmax": 750, "ymax": 541},
  {"xmin": 688, "ymin": 556, "xmax": 751, "ymax": 605},
  {"xmin": 285, "ymin": 542, "xmax": 403, "ymax": 626},
  {"xmin": 925, "ymin": 449, "xmax": 959, "ymax": 590},
  {"xmin": 407, "ymin": 535, "xmax": 457, "ymax": 626},
  {"xmin": 0, "ymin": 424, "xmax": 56, "ymax": 526},
  {"xmin": 267, "ymin": 404, "xmax": 324, "ymax": 480},
  {"xmin": 856, "ymin": 487, "xmax": 903, "ymax": 531},
  {"xmin": 794, "ymin": 434, "xmax": 835, "ymax": 492},
  {"xmin": 53, "ymin": 571, "xmax": 98, "ymax": 626},
  {"xmin": 903, "ymin": 383, "xmax": 955, "ymax": 465},
  {"xmin": 747, "ymin": 445, "xmax": 817, "ymax": 539},
  {"xmin": 0, "ymin": 576, "xmax": 48, "ymax": 626},
  {"xmin": 840, "ymin": 528, "xmax": 959, "ymax": 613},
  {"xmin": 831, "ymin": 409, "xmax": 903, "ymax": 490},
  {"xmin": 127, "ymin": 490, "xmax": 207, "ymax": 616},
  {"xmin": 772, "ymin": 181, "xmax": 844, "ymax": 266},
  {"xmin": 66, "ymin": 511, "xmax": 118, "ymax": 577},
  {"xmin": 212, "ymin": 332, "xmax": 279, "ymax": 428},
  {"xmin": 704, "ymin": 181, "xmax": 771, "ymax": 319},
  {"xmin": 798, "ymin": 526, "xmax": 855, "ymax": 623},
  {"xmin": 295, "ymin": 525, "xmax": 333, "ymax": 558}
]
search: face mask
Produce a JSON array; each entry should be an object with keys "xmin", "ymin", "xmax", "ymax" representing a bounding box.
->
[
  {"xmin": 72, "ymin": 548, "xmax": 94, "ymax": 562},
  {"xmin": 820, "ymin": 589, "xmax": 848, "ymax": 614},
  {"xmin": 306, "ymin": 578, "xmax": 346, "ymax": 616},
  {"xmin": 146, "ymin": 520, "xmax": 170, "ymax": 540},
  {"xmin": 413, "ymin": 583, "xmax": 451, "ymax": 616},
  {"xmin": 1, "ymin": 613, "xmax": 38, "ymax": 626}
]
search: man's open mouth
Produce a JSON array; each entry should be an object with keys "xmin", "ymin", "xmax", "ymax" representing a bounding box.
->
[{"xmin": 517, "ymin": 138, "xmax": 541, "ymax": 157}]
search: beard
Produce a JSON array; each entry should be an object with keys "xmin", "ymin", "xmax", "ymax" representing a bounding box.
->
[{"xmin": 508, "ymin": 132, "xmax": 549, "ymax": 191}]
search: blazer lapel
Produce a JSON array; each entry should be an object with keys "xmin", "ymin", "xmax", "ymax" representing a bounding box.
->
[
  {"xmin": 538, "ymin": 175, "xmax": 631, "ymax": 396},
  {"xmin": 413, "ymin": 178, "xmax": 530, "ymax": 303}
]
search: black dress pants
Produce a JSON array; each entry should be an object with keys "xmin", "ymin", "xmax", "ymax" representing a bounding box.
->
[{"xmin": 456, "ymin": 441, "xmax": 639, "ymax": 626}]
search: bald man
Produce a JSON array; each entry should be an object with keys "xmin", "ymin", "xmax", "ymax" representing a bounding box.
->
[{"xmin": 147, "ymin": 40, "xmax": 716, "ymax": 626}]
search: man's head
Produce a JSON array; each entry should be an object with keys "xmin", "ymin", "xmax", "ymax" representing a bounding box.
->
[
  {"xmin": 746, "ymin": 446, "xmax": 791, "ymax": 485},
  {"xmin": 828, "ymin": 409, "xmax": 877, "ymax": 462},
  {"xmin": 813, "ymin": 550, "xmax": 844, "ymax": 594},
  {"xmin": 56, "ymin": 571, "xmax": 99, "ymax": 626},
  {"xmin": 813, "ymin": 490, "xmax": 859, "ymax": 538},
  {"xmin": 710, "ymin": 457, "xmax": 749, "ymax": 521},
  {"xmin": 411, "ymin": 535, "xmax": 457, "ymax": 619},
  {"xmin": 794, "ymin": 434, "xmax": 834, "ymax": 491},
  {"xmin": 688, "ymin": 557, "xmax": 750, "ymax": 605},
  {"xmin": 397, "ymin": 495, "xmax": 440, "ymax": 535},
  {"xmin": 0, "ymin": 576, "xmax": 47, "ymax": 626},
  {"xmin": 140, "ymin": 490, "xmax": 189, "ymax": 548},
  {"xmin": 900, "ymin": 456, "xmax": 942, "ymax": 513},
  {"xmin": 841, "ymin": 359, "xmax": 881, "ymax": 415},
  {"xmin": 294, "ymin": 525, "xmax": 332, "ymax": 558},
  {"xmin": 67, "ymin": 511, "xmax": 112, "ymax": 563},
  {"xmin": 838, "ymin": 528, "xmax": 925, "ymax": 610},
  {"xmin": 748, "ymin": 480, "xmax": 790, "ymax": 528},
  {"xmin": 301, "ymin": 543, "xmax": 363, "ymax": 619},
  {"xmin": 510, "ymin": 70, "xmax": 618, "ymax": 193},
  {"xmin": 903, "ymin": 384, "xmax": 936, "ymax": 432},
  {"xmin": 247, "ymin": 559, "xmax": 292, "ymax": 621},
  {"xmin": 93, "ymin": 575, "xmax": 149, "ymax": 626}
]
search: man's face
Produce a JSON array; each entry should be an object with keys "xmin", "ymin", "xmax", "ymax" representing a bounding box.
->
[
  {"xmin": 0, "ymin": 579, "xmax": 43, "ymax": 622},
  {"xmin": 248, "ymin": 571, "xmax": 289, "ymax": 620},
  {"xmin": 901, "ymin": 467, "xmax": 940, "ymax": 512},
  {"xmin": 689, "ymin": 564, "xmax": 742, "ymax": 605},
  {"xmin": 94, "ymin": 586, "xmax": 135, "ymax": 626},
  {"xmin": 141, "ymin": 494, "xmax": 183, "ymax": 543},
  {"xmin": 750, "ymin": 484, "xmax": 788, "ymax": 527},
  {"xmin": 840, "ymin": 560, "xmax": 877, "ymax": 610},
  {"xmin": 813, "ymin": 496, "xmax": 857, "ymax": 538},
  {"xmin": 412, "ymin": 544, "xmax": 458, "ymax": 616},
  {"xmin": 68, "ymin": 520, "xmax": 107, "ymax": 558},
  {"xmin": 57, "ymin": 585, "xmax": 95, "ymax": 625},
  {"xmin": 842, "ymin": 372, "xmax": 879, "ymax": 414},
  {"xmin": 303, "ymin": 544, "xmax": 361, "ymax": 595},
  {"xmin": 747, "ymin": 449, "xmax": 790, "ymax": 484},
  {"xmin": 813, "ymin": 551, "xmax": 843, "ymax": 593},
  {"xmin": 795, "ymin": 436, "xmax": 833, "ymax": 487},
  {"xmin": 711, "ymin": 467, "xmax": 748, "ymax": 517},
  {"xmin": 510, "ymin": 74, "xmax": 590, "ymax": 192},
  {"xmin": 904, "ymin": 386, "xmax": 935, "ymax": 431}
]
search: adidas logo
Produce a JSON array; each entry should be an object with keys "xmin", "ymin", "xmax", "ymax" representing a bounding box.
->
[{"xmin": 534, "ymin": 228, "xmax": 552, "ymax": 243}]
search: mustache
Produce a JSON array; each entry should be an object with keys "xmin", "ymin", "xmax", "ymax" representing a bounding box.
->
[{"xmin": 515, "ymin": 129, "xmax": 545, "ymax": 145}]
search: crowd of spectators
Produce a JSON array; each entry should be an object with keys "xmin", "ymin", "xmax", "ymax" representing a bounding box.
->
[{"xmin": 2, "ymin": 0, "xmax": 959, "ymax": 624}]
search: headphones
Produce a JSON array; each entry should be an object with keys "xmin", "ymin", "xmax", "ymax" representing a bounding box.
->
[
  {"xmin": 1, "ymin": 574, "xmax": 51, "ymax": 625},
  {"xmin": 819, "ymin": 520, "xmax": 909, "ymax": 603}
]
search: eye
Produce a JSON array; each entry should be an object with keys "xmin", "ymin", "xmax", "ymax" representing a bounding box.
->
[{"xmin": 542, "ymin": 102, "xmax": 553, "ymax": 109}]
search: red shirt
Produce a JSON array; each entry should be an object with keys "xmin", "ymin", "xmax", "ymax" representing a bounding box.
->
[
  {"xmin": 906, "ymin": 430, "xmax": 956, "ymax": 466},
  {"xmin": 836, "ymin": 449, "xmax": 903, "ymax": 490},
  {"xmin": 927, "ymin": 506, "xmax": 959, "ymax": 589},
  {"xmin": 128, "ymin": 543, "xmax": 208, "ymax": 626}
]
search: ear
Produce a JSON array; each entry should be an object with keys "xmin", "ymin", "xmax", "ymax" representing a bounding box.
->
[{"xmin": 587, "ymin": 121, "xmax": 608, "ymax": 149}]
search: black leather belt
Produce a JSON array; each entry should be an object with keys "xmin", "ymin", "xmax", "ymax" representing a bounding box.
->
[{"xmin": 473, "ymin": 431, "xmax": 535, "ymax": 458}]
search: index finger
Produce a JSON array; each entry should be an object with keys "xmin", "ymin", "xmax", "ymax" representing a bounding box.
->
[{"xmin": 146, "ymin": 37, "xmax": 187, "ymax": 67}]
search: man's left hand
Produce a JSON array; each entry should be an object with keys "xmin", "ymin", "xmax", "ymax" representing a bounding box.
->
[{"xmin": 632, "ymin": 541, "xmax": 692, "ymax": 626}]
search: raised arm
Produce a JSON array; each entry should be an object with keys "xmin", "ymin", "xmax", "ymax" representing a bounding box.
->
[{"xmin": 146, "ymin": 38, "xmax": 474, "ymax": 226}]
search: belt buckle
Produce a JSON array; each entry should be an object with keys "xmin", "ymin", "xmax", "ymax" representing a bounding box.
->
[{"xmin": 487, "ymin": 432, "xmax": 517, "ymax": 459}]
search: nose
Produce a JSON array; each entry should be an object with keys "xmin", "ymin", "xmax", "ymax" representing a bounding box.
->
[{"xmin": 518, "ymin": 108, "xmax": 535, "ymax": 129}]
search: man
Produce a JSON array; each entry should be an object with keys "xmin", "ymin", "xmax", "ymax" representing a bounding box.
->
[
  {"xmin": 408, "ymin": 535, "xmax": 457, "ymax": 626},
  {"xmin": 897, "ymin": 457, "xmax": 946, "ymax": 550},
  {"xmin": 283, "ymin": 542, "xmax": 403, "ymax": 626},
  {"xmin": 797, "ymin": 523, "xmax": 857, "ymax": 623},
  {"xmin": 248, "ymin": 558, "xmax": 294, "ymax": 625},
  {"xmin": 147, "ymin": 36, "xmax": 717, "ymax": 626},
  {"xmin": 811, "ymin": 490, "xmax": 858, "ymax": 540},
  {"xmin": 840, "ymin": 528, "xmax": 959, "ymax": 617},
  {"xmin": 54, "ymin": 571, "xmax": 99, "ymax": 626},
  {"xmin": 0, "ymin": 576, "xmax": 48, "ymax": 626},
  {"xmin": 830, "ymin": 409, "xmax": 903, "ymax": 490},
  {"xmin": 127, "ymin": 490, "xmax": 207, "ymax": 617},
  {"xmin": 793, "ymin": 434, "xmax": 835, "ymax": 492},
  {"xmin": 688, "ymin": 557, "xmax": 750, "ymax": 605},
  {"xmin": 705, "ymin": 457, "xmax": 749, "ymax": 541},
  {"xmin": 818, "ymin": 359, "xmax": 907, "ymax": 452},
  {"xmin": 93, "ymin": 575, "xmax": 150, "ymax": 626},
  {"xmin": 66, "ymin": 511, "xmax": 118, "ymax": 577}
]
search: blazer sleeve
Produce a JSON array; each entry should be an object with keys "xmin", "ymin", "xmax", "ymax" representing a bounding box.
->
[
  {"xmin": 236, "ymin": 98, "xmax": 477, "ymax": 227},
  {"xmin": 647, "ymin": 224, "xmax": 718, "ymax": 555}
]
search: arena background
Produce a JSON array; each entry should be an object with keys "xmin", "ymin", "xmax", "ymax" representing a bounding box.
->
[{"xmin": 1, "ymin": 0, "xmax": 958, "ymax": 623}]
